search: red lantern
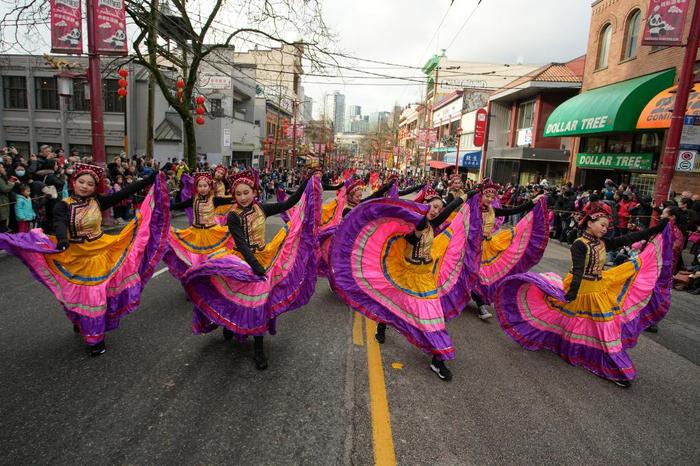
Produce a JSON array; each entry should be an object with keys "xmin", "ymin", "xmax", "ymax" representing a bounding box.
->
[
  {"xmin": 118, "ymin": 68, "xmax": 128, "ymax": 78},
  {"xmin": 195, "ymin": 95, "xmax": 205, "ymax": 105},
  {"xmin": 117, "ymin": 70, "xmax": 128, "ymax": 97},
  {"xmin": 176, "ymin": 78, "xmax": 185, "ymax": 89},
  {"xmin": 196, "ymin": 116, "xmax": 205, "ymax": 125},
  {"xmin": 118, "ymin": 88, "xmax": 127, "ymax": 97},
  {"xmin": 176, "ymin": 89, "xmax": 183, "ymax": 99},
  {"xmin": 195, "ymin": 106, "xmax": 205, "ymax": 115},
  {"xmin": 118, "ymin": 78, "xmax": 128, "ymax": 88}
]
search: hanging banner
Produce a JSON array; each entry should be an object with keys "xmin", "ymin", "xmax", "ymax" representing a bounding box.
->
[
  {"xmin": 641, "ymin": 0, "xmax": 689, "ymax": 46},
  {"xmin": 92, "ymin": 0, "xmax": 128, "ymax": 55},
  {"xmin": 473, "ymin": 108, "xmax": 488, "ymax": 147},
  {"xmin": 50, "ymin": 0, "xmax": 83, "ymax": 54}
]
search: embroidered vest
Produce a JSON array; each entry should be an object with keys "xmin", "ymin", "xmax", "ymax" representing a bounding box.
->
[
  {"xmin": 214, "ymin": 180, "xmax": 227, "ymax": 197},
  {"xmin": 405, "ymin": 227, "xmax": 434, "ymax": 265},
  {"xmin": 193, "ymin": 195, "xmax": 216, "ymax": 228},
  {"xmin": 482, "ymin": 205, "xmax": 496, "ymax": 238},
  {"xmin": 233, "ymin": 204, "xmax": 266, "ymax": 251},
  {"xmin": 574, "ymin": 233, "xmax": 607, "ymax": 279},
  {"xmin": 64, "ymin": 196, "xmax": 103, "ymax": 242}
]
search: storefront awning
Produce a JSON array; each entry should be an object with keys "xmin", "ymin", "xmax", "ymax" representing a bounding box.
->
[
  {"xmin": 543, "ymin": 69, "xmax": 675, "ymax": 137},
  {"xmin": 637, "ymin": 82, "xmax": 700, "ymax": 129},
  {"xmin": 429, "ymin": 160, "xmax": 452, "ymax": 169},
  {"xmin": 443, "ymin": 150, "xmax": 481, "ymax": 169}
]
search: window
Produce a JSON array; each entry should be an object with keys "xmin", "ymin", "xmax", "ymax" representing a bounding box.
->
[
  {"xmin": 516, "ymin": 100, "xmax": 535, "ymax": 130},
  {"xmin": 70, "ymin": 79, "xmax": 90, "ymax": 111},
  {"xmin": 5, "ymin": 141, "xmax": 30, "ymax": 156},
  {"xmin": 623, "ymin": 10, "xmax": 641, "ymax": 60},
  {"xmin": 69, "ymin": 144, "xmax": 92, "ymax": 157},
  {"xmin": 596, "ymin": 23, "xmax": 612, "ymax": 70},
  {"xmin": 3, "ymin": 76, "xmax": 27, "ymax": 109},
  {"xmin": 35, "ymin": 77, "xmax": 59, "ymax": 110},
  {"xmin": 103, "ymin": 79, "xmax": 125, "ymax": 113},
  {"xmin": 209, "ymin": 98, "xmax": 223, "ymax": 117}
]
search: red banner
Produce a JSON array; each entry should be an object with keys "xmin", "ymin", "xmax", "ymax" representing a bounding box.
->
[
  {"xmin": 50, "ymin": 0, "xmax": 83, "ymax": 54},
  {"xmin": 473, "ymin": 108, "xmax": 488, "ymax": 147},
  {"xmin": 642, "ymin": 0, "xmax": 689, "ymax": 46},
  {"xmin": 92, "ymin": 0, "xmax": 128, "ymax": 55}
]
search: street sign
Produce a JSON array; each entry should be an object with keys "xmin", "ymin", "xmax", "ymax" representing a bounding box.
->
[
  {"xmin": 680, "ymin": 115, "xmax": 700, "ymax": 150},
  {"xmin": 676, "ymin": 149, "xmax": 699, "ymax": 172},
  {"xmin": 474, "ymin": 108, "xmax": 487, "ymax": 147}
]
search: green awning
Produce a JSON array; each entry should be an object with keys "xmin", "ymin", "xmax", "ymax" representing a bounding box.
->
[{"xmin": 543, "ymin": 69, "xmax": 675, "ymax": 137}]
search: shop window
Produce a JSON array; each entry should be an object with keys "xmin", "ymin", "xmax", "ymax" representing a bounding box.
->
[
  {"xmin": 103, "ymin": 79, "xmax": 125, "ymax": 113},
  {"xmin": 606, "ymin": 134, "xmax": 633, "ymax": 153},
  {"xmin": 35, "ymin": 77, "xmax": 59, "ymax": 110},
  {"xmin": 634, "ymin": 132, "xmax": 661, "ymax": 153},
  {"xmin": 70, "ymin": 79, "xmax": 90, "ymax": 111},
  {"xmin": 581, "ymin": 136, "xmax": 606, "ymax": 153},
  {"xmin": 5, "ymin": 141, "xmax": 30, "ymax": 156},
  {"xmin": 622, "ymin": 10, "xmax": 641, "ymax": 60},
  {"xmin": 69, "ymin": 144, "xmax": 92, "ymax": 157},
  {"xmin": 630, "ymin": 173, "xmax": 656, "ymax": 197},
  {"xmin": 3, "ymin": 76, "xmax": 27, "ymax": 109},
  {"xmin": 596, "ymin": 24, "xmax": 612, "ymax": 70},
  {"xmin": 105, "ymin": 146, "xmax": 124, "ymax": 157}
]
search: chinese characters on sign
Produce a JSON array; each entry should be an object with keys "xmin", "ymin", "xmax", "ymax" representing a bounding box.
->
[
  {"xmin": 641, "ymin": 0, "xmax": 689, "ymax": 47},
  {"xmin": 92, "ymin": 0, "xmax": 128, "ymax": 56},
  {"xmin": 198, "ymin": 75, "xmax": 232, "ymax": 90},
  {"xmin": 50, "ymin": 0, "xmax": 83, "ymax": 54}
]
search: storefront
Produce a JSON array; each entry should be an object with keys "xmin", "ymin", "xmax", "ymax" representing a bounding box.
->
[
  {"xmin": 544, "ymin": 69, "xmax": 676, "ymax": 196},
  {"xmin": 443, "ymin": 149, "xmax": 481, "ymax": 180}
]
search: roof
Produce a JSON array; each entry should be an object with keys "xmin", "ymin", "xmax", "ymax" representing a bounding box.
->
[
  {"xmin": 154, "ymin": 119, "xmax": 182, "ymax": 142},
  {"xmin": 501, "ymin": 62, "xmax": 583, "ymax": 91}
]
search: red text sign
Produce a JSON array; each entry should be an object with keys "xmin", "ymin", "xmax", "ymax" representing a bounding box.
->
[{"xmin": 51, "ymin": 0, "xmax": 83, "ymax": 54}]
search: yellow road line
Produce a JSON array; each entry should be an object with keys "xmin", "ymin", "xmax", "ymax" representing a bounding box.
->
[
  {"xmin": 353, "ymin": 311, "xmax": 364, "ymax": 346},
  {"xmin": 364, "ymin": 316, "xmax": 397, "ymax": 466}
]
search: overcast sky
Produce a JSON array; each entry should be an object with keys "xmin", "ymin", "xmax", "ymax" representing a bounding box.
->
[
  {"xmin": 0, "ymin": 0, "xmax": 592, "ymax": 116},
  {"xmin": 307, "ymin": 0, "xmax": 592, "ymax": 114}
]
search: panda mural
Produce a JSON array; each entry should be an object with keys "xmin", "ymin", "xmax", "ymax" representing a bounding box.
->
[
  {"xmin": 647, "ymin": 5, "xmax": 676, "ymax": 38},
  {"xmin": 105, "ymin": 30, "xmax": 127, "ymax": 49},
  {"xmin": 58, "ymin": 28, "xmax": 81, "ymax": 47}
]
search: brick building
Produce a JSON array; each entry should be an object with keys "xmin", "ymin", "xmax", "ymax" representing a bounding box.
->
[{"xmin": 544, "ymin": 0, "xmax": 700, "ymax": 196}]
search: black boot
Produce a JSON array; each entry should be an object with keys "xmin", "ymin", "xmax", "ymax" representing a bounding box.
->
[
  {"xmin": 375, "ymin": 323, "xmax": 386, "ymax": 344},
  {"xmin": 223, "ymin": 328, "xmax": 234, "ymax": 341},
  {"xmin": 88, "ymin": 340, "xmax": 106, "ymax": 357},
  {"xmin": 253, "ymin": 336, "xmax": 268, "ymax": 370},
  {"xmin": 644, "ymin": 324, "xmax": 659, "ymax": 333},
  {"xmin": 73, "ymin": 324, "xmax": 80, "ymax": 334}
]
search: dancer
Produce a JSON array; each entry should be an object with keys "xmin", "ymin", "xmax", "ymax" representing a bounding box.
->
[
  {"xmin": 330, "ymin": 186, "xmax": 482, "ymax": 381},
  {"xmin": 182, "ymin": 170, "xmax": 322, "ymax": 370},
  {"xmin": 472, "ymin": 179, "xmax": 548, "ymax": 319},
  {"xmin": 445, "ymin": 174, "xmax": 465, "ymax": 203},
  {"xmin": 494, "ymin": 207, "xmax": 671, "ymax": 388},
  {"xmin": 342, "ymin": 178, "xmax": 395, "ymax": 217},
  {"xmin": 0, "ymin": 165, "xmax": 169, "ymax": 356},
  {"xmin": 163, "ymin": 171, "xmax": 236, "ymax": 281}
]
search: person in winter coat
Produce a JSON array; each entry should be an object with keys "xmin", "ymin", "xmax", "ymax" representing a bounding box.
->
[
  {"xmin": 14, "ymin": 183, "xmax": 35, "ymax": 232},
  {"xmin": 0, "ymin": 164, "xmax": 17, "ymax": 233}
]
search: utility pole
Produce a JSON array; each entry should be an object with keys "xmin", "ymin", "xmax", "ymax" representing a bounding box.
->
[
  {"xmin": 86, "ymin": 0, "xmax": 106, "ymax": 165},
  {"xmin": 654, "ymin": 3, "xmax": 700, "ymax": 209}
]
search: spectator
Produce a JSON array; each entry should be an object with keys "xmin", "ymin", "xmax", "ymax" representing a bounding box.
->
[
  {"xmin": 0, "ymin": 164, "xmax": 17, "ymax": 232},
  {"xmin": 14, "ymin": 183, "xmax": 35, "ymax": 232}
]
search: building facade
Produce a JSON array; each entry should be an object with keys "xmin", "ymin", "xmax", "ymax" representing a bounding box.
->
[
  {"xmin": 544, "ymin": 0, "xmax": 700, "ymax": 195},
  {"xmin": 483, "ymin": 58, "xmax": 584, "ymax": 185}
]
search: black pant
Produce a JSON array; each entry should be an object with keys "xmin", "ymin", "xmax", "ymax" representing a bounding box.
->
[{"xmin": 471, "ymin": 291, "xmax": 486, "ymax": 307}]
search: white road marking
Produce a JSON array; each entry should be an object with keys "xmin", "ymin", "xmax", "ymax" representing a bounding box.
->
[{"xmin": 153, "ymin": 267, "xmax": 168, "ymax": 278}]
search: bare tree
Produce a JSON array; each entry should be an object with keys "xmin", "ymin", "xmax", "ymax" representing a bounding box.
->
[{"xmin": 1, "ymin": 0, "xmax": 334, "ymax": 167}]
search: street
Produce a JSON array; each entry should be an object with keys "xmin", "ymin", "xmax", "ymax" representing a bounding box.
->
[{"xmin": 1, "ymin": 210, "xmax": 699, "ymax": 465}]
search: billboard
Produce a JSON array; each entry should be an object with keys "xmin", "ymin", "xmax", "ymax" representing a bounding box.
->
[
  {"xmin": 92, "ymin": 0, "xmax": 128, "ymax": 55},
  {"xmin": 50, "ymin": 0, "xmax": 83, "ymax": 54},
  {"xmin": 642, "ymin": 0, "xmax": 689, "ymax": 46}
]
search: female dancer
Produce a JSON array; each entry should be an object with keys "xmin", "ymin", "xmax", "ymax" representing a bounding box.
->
[
  {"xmin": 472, "ymin": 179, "xmax": 548, "ymax": 319},
  {"xmin": 494, "ymin": 207, "xmax": 671, "ymax": 387},
  {"xmin": 330, "ymin": 186, "xmax": 482, "ymax": 381},
  {"xmin": 163, "ymin": 171, "xmax": 236, "ymax": 280},
  {"xmin": 0, "ymin": 164, "xmax": 169, "ymax": 356},
  {"xmin": 342, "ymin": 178, "xmax": 395, "ymax": 217},
  {"xmin": 182, "ymin": 170, "xmax": 322, "ymax": 370}
]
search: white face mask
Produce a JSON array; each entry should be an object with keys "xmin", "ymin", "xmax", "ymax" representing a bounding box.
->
[{"xmin": 15, "ymin": 169, "xmax": 25, "ymax": 177}]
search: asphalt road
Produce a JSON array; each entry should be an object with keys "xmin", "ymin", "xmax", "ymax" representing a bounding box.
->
[{"xmin": 1, "ymin": 203, "xmax": 699, "ymax": 465}]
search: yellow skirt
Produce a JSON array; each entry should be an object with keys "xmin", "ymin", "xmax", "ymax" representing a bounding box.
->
[
  {"xmin": 382, "ymin": 234, "xmax": 451, "ymax": 295},
  {"xmin": 554, "ymin": 260, "xmax": 639, "ymax": 322},
  {"xmin": 171, "ymin": 225, "xmax": 232, "ymax": 254},
  {"xmin": 482, "ymin": 227, "xmax": 515, "ymax": 264},
  {"xmin": 47, "ymin": 222, "xmax": 138, "ymax": 285}
]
